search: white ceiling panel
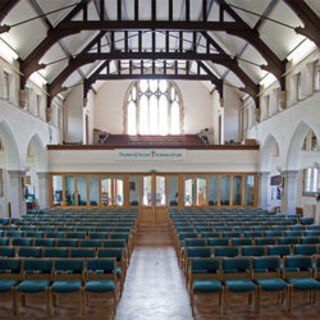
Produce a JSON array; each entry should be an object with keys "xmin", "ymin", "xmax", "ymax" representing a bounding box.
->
[
  {"xmin": 226, "ymin": 0, "xmax": 272, "ymax": 28},
  {"xmin": 259, "ymin": 1, "xmax": 305, "ymax": 59},
  {"xmin": 1, "ymin": 1, "xmax": 48, "ymax": 59},
  {"xmin": 35, "ymin": 0, "xmax": 78, "ymax": 27}
]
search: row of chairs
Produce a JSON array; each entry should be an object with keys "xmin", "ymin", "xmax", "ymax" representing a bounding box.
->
[
  {"xmin": 188, "ymin": 255, "xmax": 320, "ymax": 315},
  {"xmin": 176, "ymin": 234, "xmax": 320, "ymax": 255},
  {"xmin": 174, "ymin": 225, "xmax": 320, "ymax": 233},
  {"xmin": 0, "ymin": 257, "xmax": 118, "ymax": 318},
  {"xmin": 0, "ymin": 238, "xmax": 127, "ymax": 248},
  {"xmin": 0, "ymin": 224, "xmax": 135, "ymax": 231},
  {"xmin": 181, "ymin": 244, "xmax": 320, "ymax": 272},
  {"xmin": 0, "ymin": 246, "xmax": 128, "ymax": 291},
  {"xmin": 0, "ymin": 230, "xmax": 134, "ymax": 239}
]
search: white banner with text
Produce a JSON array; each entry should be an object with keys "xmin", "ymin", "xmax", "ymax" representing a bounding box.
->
[{"xmin": 115, "ymin": 149, "xmax": 186, "ymax": 161}]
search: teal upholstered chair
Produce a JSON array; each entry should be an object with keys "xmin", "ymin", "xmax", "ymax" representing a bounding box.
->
[
  {"xmin": 306, "ymin": 231, "xmax": 320, "ymax": 237},
  {"xmin": 201, "ymin": 232, "xmax": 220, "ymax": 238},
  {"xmin": 95, "ymin": 227, "xmax": 113, "ymax": 232},
  {"xmin": 300, "ymin": 218, "xmax": 314, "ymax": 225},
  {"xmin": 84, "ymin": 258, "xmax": 117, "ymax": 319},
  {"xmin": 293, "ymin": 245, "xmax": 317, "ymax": 256},
  {"xmin": 278, "ymin": 237, "xmax": 299, "ymax": 245},
  {"xmin": 43, "ymin": 248, "xmax": 69, "ymax": 258},
  {"xmin": 0, "ymin": 258, "xmax": 21, "ymax": 315},
  {"xmin": 185, "ymin": 238, "xmax": 207, "ymax": 247},
  {"xmin": 46, "ymin": 232, "xmax": 64, "ymax": 239},
  {"xmin": 18, "ymin": 247, "xmax": 42, "ymax": 258},
  {"xmin": 231, "ymin": 238, "xmax": 253, "ymax": 246},
  {"xmin": 215, "ymin": 247, "xmax": 239, "ymax": 257},
  {"xmin": 255, "ymin": 238, "xmax": 276, "ymax": 245},
  {"xmin": 65, "ymin": 232, "xmax": 85, "ymax": 239},
  {"xmin": 208, "ymin": 238, "xmax": 229, "ymax": 247},
  {"xmin": 283, "ymin": 256, "xmax": 320, "ymax": 309},
  {"xmin": 267, "ymin": 245, "xmax": 291, "ymax": 257},
  {"xmin": 0, "ymin": 247, "xmax": 15, "ymax": 257},
  {"xmin": 244, "ymin": 232, "xmax": 263, "ymax": 238},
  {"xmin": 50, "ymin": 259, "xmax": 84, "ymax": 316},
  {"xmin": 89, "ymin": 232, "xmax": 109, "ymax": 240},
  {"xmin": 34, "ymin": 239, "xmax": 55, "ymax": 247},
  {"xmin": 98, "ymin": 248, "xmax": 127, "ymax": 292},
  {"xmin": 16, "ymin": 259, "xmax": 52, "ymax": 316},
  {"xmin": 252, "ymin": 257, "xmax": 289, "ymax": 313},
  {"xmin": 26, "ymin": 231, "xmax": 44, "ymax": 238},
  {"xmin": 80, "ymin": 240, "xmax": 102, "ymax": 248},
  {"xmin": 6, "ymin": 231, "xmax": 23, "ymax": 238},
  {"xmin": 242, "ymin": 246, "xmax": 266, "ymax": 257},
  {"xmin": 57, "ymin": 239, "xmax": 78, "ymax": 247},
  {"xmin": 265, "ymin": 231, "xmax": 282, "ymax": 237},
  {"xmin": 0, "ymin": 238, "xmax": 9, "ymax": 246},
  {"xmin": 184, "ymin": 247, "xmax": 212, "ymax": 276},
  {"xmin": 12, "ymin": 238, "xmax": 33, "ymax": 246},
  {"xmin": 189, "ymin": 258, "xmax": 223, "ymax": 315},
  {"xmin": 222, "ymin": 257, "xmax": 257, "ymax": 313},
  {"xmin": 70, "ymin": 248, "xmax": 95, "ymax": 258},
  {"xmin": 301, "ymin": 237, "xmax": 320, "ymax": 244}
]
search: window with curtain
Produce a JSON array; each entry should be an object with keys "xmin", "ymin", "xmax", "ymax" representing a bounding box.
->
[
  {"xmin": 126, "ymin": 80, "xmax": 182, "ymax": 135},
  {"xmin": 304, "ymin": 167, "xmax": 320, "ymax": 195}
]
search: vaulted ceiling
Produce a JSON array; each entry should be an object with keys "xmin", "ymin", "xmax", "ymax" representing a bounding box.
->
[{"xmin": 0, "ymin": 0, "xmax": 319, "ymax": 104}]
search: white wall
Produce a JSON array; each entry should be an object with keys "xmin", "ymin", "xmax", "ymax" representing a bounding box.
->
[
  {"xmin": 64, "ymin": 84, "xmax": 84, "ymax": 143},
  {"xmin": 48, "ymin": 149, "xmax": 259, "ymax": 173},
  {"xmin": 176, "ymin": 80, "xmax": 213, "ymax": 134},
  {"xmin": 223, "ymin": 85, "xmax": 241, "ymax": 143},
  {"xmin": 0, "ymin": 98, "xmax": 62, "ymax": 217},
  {"xmin": 93, "ymin": 80, "xmax": 214, "ymax": 135}
]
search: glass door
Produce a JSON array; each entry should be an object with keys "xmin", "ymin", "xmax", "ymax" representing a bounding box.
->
[{"xmin": 140, "ymin": 174, "xmax": 168, "ymax": 223}]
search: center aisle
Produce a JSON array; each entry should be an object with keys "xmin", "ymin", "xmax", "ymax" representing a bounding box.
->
[{"xmin": 116, "ymin": 223, "xmax": 193, "ymax": 320}]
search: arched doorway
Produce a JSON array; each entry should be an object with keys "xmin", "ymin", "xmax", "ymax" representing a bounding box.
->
[
  {"xmin": 25, "ymin": 134, "xmax": 48, "ymax": 209},
  {"xmin": 284, "ymin": 121, "xmax": 320, "ymax": 215},
  {"xmin": 0, "ymin": 120, "xmax": 23, "ymax": 217},
  {"xmin": 259, "ymin": 134, "xmax": 281, "ymax": 211}
]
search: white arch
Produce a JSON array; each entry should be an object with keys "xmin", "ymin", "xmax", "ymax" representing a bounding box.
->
[
  {"xmin": 259, "ymin": 134, "xmax": 280, "ymax": 172},
  {"xmin": 25, "ymin": 133, "xmax": 48, "ymax": 172},
  {"xmin": 286, "ymin": 121, "xmax": 319, "ymax": 171},
  {"xmin": 0, "ymin": 120, "xmax": 21, "ymax": 170}
]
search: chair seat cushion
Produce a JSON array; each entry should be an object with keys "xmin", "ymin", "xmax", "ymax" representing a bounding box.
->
[
  {"xmin": 193, "ymin": 279, "xmax": 222, "ymax": 292},
  {"xmin": 51, "ymin": 280, "xmax": 82, "ymax": 293},
  {"xmin": 17, "ymin": 280, "xmax": 50, "ymax": 293},
  {"xmin": 0, "ymin": 279, "xmax": 18, "ymax": 292},
  {"xmin": 225, "ymin": 279, "xmax": 256, "ymax": 292},
  {"xmin": 256, "ymin": 278, "xmax": 288, "ymax": 291},
  {"xmin": 288, "ymin": 277, "xmax": 320, "ymax": 290},
  {"xmin": 85, "ymin": 280, "xmax": 115, "ymax": 293}
]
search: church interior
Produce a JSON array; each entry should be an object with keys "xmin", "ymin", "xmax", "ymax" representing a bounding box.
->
[{"xmin": 0, "ymin": 0, "xmax": 320, "ymax": 319}]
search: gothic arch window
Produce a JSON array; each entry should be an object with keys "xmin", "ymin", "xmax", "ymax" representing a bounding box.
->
[{"xmin": 124, "ymin": 80, "xmax": 183, "ymax": 135}]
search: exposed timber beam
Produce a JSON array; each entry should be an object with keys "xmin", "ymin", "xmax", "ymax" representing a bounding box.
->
[
  {"xmin": 57, "ymin": 20, "xmax": 249, "ymax": 32},
  {"xmin": 216, "ymin": 0, "xmax": 284, "ymax": 83},
  {"xmin": 0, "ymin": 0, "xmax": 21, "ymax": 26},
  {"xmin": 201, "ymin": 32, "xmax": 258, "ymax": 99},
  {"xmin": 283, "ymin": 0, "xmax": 320, "ymax": 48},
  {"xmin": 20, "ymin": 0, "xmax": 92, "ymax": 86},
  {"xmin": 48, "ymin": 31, "xmax": 106, "ymax": 101}
]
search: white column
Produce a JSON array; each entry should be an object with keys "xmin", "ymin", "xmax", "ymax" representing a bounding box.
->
[
  {"xmin": 259, "ymin": 171, "xmax": 270, "ymax": 211},
  {"xmin": 282, "ymin": 170, "xmax": 299, "ymax": 216},
  {"xmin": 8, "ymin": 170, "xmax": 26, "ymax": 218},
  {"xmin": 37, "ymin": 172, "xmax": 49, "ymax": 209}
]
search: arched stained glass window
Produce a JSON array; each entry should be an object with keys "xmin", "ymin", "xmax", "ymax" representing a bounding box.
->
[{"xmin": 125, "ymin": 80, "xmax": 183, "ymax": 135}]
